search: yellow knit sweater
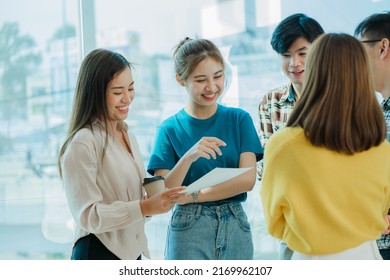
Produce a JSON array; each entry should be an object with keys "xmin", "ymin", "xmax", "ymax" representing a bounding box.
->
[{"xmin": 261, "ymin": 127, "xmax": 390, "ymax": 255}]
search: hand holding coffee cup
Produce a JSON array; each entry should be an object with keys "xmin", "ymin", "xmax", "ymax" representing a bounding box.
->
[{"xmin": 143, "ymin": 176, "xmax": 165, "ymax": 197}]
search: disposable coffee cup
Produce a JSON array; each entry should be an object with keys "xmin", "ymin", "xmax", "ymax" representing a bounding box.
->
[{"xmin": 143, "ymin": 176, "xmax": 165, "ymax": 197}]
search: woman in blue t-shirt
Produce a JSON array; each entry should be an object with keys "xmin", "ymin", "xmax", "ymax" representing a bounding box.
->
[{"xmin": 147, "ymin": 37, "xmax": 263, "ymax": 260}]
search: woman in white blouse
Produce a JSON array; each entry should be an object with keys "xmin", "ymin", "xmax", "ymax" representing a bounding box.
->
[{"xmin": 58, "ymin": 49, "xmax": 185, "ymax": 260}]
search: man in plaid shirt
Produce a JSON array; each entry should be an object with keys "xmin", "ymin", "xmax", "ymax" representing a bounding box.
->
[
  {"xmin": 355, "ymin": 11, "xmax": 390, "ymax": 260},
  {"xmin": 257, "ymin": 13, "xmax": 324, "ymax": 260},
  {"xmin": 257, "ymin": 14, "xmax": 324, "ymax": 180}
]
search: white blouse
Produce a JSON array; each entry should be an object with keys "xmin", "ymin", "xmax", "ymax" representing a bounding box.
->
[{"xmin": 61, "ymin": 120, "xmax": 149, "ymax": 259}]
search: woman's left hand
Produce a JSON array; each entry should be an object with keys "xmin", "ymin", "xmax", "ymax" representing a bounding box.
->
[
  {"xmin": 384, "ymin": 215, "xmax": 390, "ymax": 235},
  {"xmin": 176, "ymin": 193, "xmax": 194, "ymax": 205},
  {"xmin": 140, "ymin": 186, "xmax": 186, "ymax": 216}
]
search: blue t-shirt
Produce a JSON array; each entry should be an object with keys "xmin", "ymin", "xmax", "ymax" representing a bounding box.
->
[{"xmin": 147, "ymin": 104, "xmax": 263, "ymax": 204}]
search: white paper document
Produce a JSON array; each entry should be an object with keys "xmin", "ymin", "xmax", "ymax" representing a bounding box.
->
[{"xmin": 182, "ymin": 167, "xmax": 253, "ymax": 194}]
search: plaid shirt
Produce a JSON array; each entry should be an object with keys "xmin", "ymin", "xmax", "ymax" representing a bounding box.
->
[
  {"xmin": 378, "ymin": 97, "xmax": 390, "ymax": 250},
  {"xmin": 382, "ymin": 97, "xmax": 390, "ymax": 134},
  {"xmin": 257, "ymin": 84, "xmax": 297, "ymax": 179}
]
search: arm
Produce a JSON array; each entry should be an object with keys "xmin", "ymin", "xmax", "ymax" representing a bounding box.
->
[
  {"xmin": 257, "ymin": 93, "xmax": 273, "ymax": 178},
  {"xmin": 62, "ymin": 140, "xmax": 142, "ymax": 234},
  {"xmin": 383, "ymin": 215, "xmax": 390, "ymax": 235},
  {"xmin": 260, "ymin": 138, "xmax": 287, "ymax": 240},
  {"xmin": 192, "ymin": 151, "xmax": 257, "ymax": 203},
  {"xmin": 258, "ymin": 93, "xmax": 274, "ymax": 148},
  {"xmin": 155, "ymin": 136, "xmax": 227, "ymax": 188},
  {"xmin": 260, "ymin": 179, "xmax": 286, "ymax": 240},
  {"xmin": 139, "ymin": 186, "xmax": 186, "ymax": 216},
  {"xmin": 62, "ymin": 137, "xmax": 182, "ymax": 234},
  {"xmin": 157, "ymin": 151, "xmax": 257, "ymax": 205},
  {"xmin": 156, "ymin": 110, "xmax": 261, "ymax": 203}
]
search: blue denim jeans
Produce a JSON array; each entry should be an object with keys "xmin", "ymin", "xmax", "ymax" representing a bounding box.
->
[{"xmin": 165, "ymin": 202, "xmax": 253, "ymax": 260}]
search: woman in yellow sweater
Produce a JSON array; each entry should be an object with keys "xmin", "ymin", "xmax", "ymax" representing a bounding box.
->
[{"xmin": 260, "ymin": 33, "xmax": 390, "ymax": 259}]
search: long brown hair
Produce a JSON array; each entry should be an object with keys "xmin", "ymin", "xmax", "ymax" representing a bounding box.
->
[
  {"xmin": 287, "ymin": 33, "xmax": 386, "ymax": 154},
  {"xmin": 58, "ymin": 49, "xmax": 131, "ymax": 177}
]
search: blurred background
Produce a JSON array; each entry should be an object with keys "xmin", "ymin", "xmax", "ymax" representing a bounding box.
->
[{"xmin": 0, "ymin": 0, "xmax": 388, "ymax": 259}]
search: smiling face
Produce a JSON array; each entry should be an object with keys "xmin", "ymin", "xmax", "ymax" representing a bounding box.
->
[
  {"xmin": 105, "ymin": 66, "xmax": 134, "ymax": 126},
  {"xmin": 280, "ymin": 37, "xmax": 311, "ymax": 93},
  {"xmin": 180, "ymin": 57, "xmax": 224, "ymax": 116}
]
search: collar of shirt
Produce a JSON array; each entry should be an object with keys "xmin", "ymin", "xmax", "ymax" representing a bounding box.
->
[
  {"xmin": 91, "ymin": 118, "xmax": 129, "ymax": 133},
  {"xmin": 279, "ymin": 84, "xmax": 296, "ymax": 103}
]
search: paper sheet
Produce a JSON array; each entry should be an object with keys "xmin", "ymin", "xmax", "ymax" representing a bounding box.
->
[{"xmin": 181, "ymin": 167, "xmax": 253, "ymax": 194}]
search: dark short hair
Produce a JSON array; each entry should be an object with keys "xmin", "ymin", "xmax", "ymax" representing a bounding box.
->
[
  {"xmin": 271, "ymin": 13, "xmax": 324, "ymax": 54},
  {"xmin": 354, "ymin": 11, "xmax": 390, "ymax": 41}
]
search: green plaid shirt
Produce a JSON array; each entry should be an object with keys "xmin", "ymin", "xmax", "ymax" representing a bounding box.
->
[
  {"xmin": 382, "ymin": 97, "xmax": 390, "ymax": 133},
  {"xmin": 378, "ymin": 97, "xmax": 390, "ymax": 250},
  {"xmin": 257, "ymin": 84, "xmax": 297, "ymax": 179}
]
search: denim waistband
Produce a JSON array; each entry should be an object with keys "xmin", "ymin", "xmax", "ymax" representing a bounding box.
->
[{"xmin": 174, "ymin": 201, "xmax": 244, "ymax": 218}]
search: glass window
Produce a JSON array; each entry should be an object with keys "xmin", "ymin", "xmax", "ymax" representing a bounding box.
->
[
  {"xmin": 1, "ymin": 0, "xmax": 389, "ymax": 259},
  {"xmin": 0, "ymin": 0, "xmax": 79, "ymax": 259}
]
